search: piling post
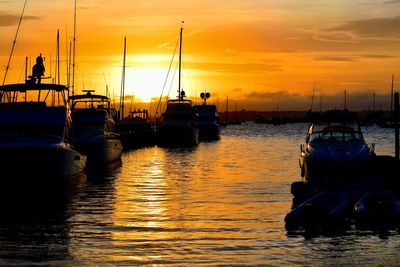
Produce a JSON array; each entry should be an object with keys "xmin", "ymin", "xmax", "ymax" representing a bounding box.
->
[{"xmin": 395, "ymin": 92, "xmax": 399, "ymax": 160}]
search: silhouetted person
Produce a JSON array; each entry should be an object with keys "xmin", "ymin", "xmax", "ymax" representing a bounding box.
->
[{"xmin": 32, "ymin": 54, "xmax": 45, "ymax": 84}]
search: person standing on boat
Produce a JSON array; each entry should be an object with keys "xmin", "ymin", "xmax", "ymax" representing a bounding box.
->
[{"xmin": 32, "ymin": 54, "xmax": 45, "ymax": 84}]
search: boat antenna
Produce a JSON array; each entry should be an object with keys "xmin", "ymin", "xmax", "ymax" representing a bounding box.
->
[
  {"xmin": 120, "ymin": 36, "xmax": 127, "ymax": 121},
  {"xmin": 71, "ymin": 0, "xmax": 77, "ymax": 96},
  {"xmin": 178, "ymin": 21, "xmax": 184, "ymax": 100}
]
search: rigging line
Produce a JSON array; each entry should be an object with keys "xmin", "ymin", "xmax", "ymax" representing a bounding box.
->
[
  {"xmin": 166, "ymin": 60, "xmax": 179, "ymax": 100},
  {"xmin": 2, "ymin": 0, "xmax": 27, "ymax": 86},
  {"xmin": 72, "ymin": 0, "xmax": 77, "ymax": 96},
  {"xmin": 154, "ymin": 34, "xmax": 180, "ymax": 120},
  {"xmin": 1, "ymin": 0, "xmax": 27, "ymax": 103},
  {"xmin": 160, "ymin": 60, "xmax": 179, "ymax": 114}
]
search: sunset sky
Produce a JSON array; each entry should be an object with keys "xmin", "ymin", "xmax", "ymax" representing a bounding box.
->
[{"xmin": 1, "ymin": 0, "xmax": 400, "ymax": 111}]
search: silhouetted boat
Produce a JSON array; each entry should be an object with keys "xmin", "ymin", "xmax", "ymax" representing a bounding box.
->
[
  {"xmin": 0, "ymin": 82, "xmax": 86, "ymax": 179},
  {"xmin": 156, "ymin": 25, "xmax": 199, "ymax": 146},
  {"xmin": 192, "ymin": 92, "xmax": 221, "ymax": 141},
  {"xmin": 299, "ymin": 109, "xmax": 376, "ymax": 183},
  {"xmin": 354, "ymin": 191, "xmax": 400, "ymax": 229},
  {"xmin": 117, "ymin": 109, "xmax": 156, "ymax": 148},
  {"xmin": 285, "ymin": 191, "xmax": 351, "ymax": 230},
  {"xmin": 69, "ymin": 90, "xmax": 122, "ymax": 165}
]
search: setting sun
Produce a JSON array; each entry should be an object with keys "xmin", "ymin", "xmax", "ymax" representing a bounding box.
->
[{"xmin": 1, "ymin": 0, "xmax": 400, "ymax": 111}]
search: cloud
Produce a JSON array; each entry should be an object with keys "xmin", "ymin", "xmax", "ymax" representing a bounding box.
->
[
  {"xmin": 313, "ymin": 56, "xmax": 356, "ymax": 62},
  {"xmin": 157, "ymin": 42, "xmax": 170, "ymax": 49},
  {"xmin": 187, "ymin": 62, "xmax": 283, "ymax": 73},
  {"xmin": 384, "ymin": 0, "xmax": 400, "ymax": 4},
  {"xmin": 328, "ymin": 16, "xmax": 400, "ymax": 39},
  {"xmin": 0, "ymin": 14, "xmax": 40, "ymax": 27},
  {"xmin": 363, "ymin": 54, "xmax": 397, "ymax": 59}
]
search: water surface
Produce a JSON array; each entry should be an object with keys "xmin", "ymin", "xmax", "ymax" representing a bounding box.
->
[{"xmin": 0, "ymin": 123, "xmax": 398, "ymax": 266}]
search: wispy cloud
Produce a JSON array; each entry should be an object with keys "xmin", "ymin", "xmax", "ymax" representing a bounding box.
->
[
  {"xmin": 328, "ymin": 16, "xmax": 400, "ymax": 39},
  {"xmin": 363, "ymin": 54, "xmax": 396, "ymax": 59},
  {"xmin": 0, "ymin": 14, "xmax": 40, "ymax": 27},
  {"xmin": 157, "ymin": 42, "xmax": 170, "ymax": 49},
  {"xmin": 384, "ymin": 0, "xmax": 400, "ymax": 4},
  {"xmin": 313, "ymin": 56, "xmax": 356, "ymax": 62}
]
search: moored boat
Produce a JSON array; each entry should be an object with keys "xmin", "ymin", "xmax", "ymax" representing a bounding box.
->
[
  {"xmin": 192, "ymin": 92, "xmax": 221, "ymax": 141},
  {"xmin": 354, "ymin": 191, "xmax": 400, "ymax": 229},
  {"xmin": 117, "ymin": 109, "xmax": 156, "ymax": 148},
  {"xmin": 69, "ymin": 90, "xmax": 123, "ymax": 165},
  {"xmin": 299, "ymin": 109, "xmax": 376, "ymax": 184},
  {"xmin": 156, "ymin": 24, "xmax": 199, "ymax": 147},
  {"xmin": 285, "ymin": 191, "xmax": 351, "ymax": 231},
  {"xmin": 157, "ymin": 94, "xmax": 199, "ymax": 146},
  {"xmin": 0, "ymin": 82, "xmax": 86, "ymax": 179}
]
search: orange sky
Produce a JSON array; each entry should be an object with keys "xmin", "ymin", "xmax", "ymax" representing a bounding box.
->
[{"xmin": 1, "ymin": 0, "xmax": 400, "ymax": 111}]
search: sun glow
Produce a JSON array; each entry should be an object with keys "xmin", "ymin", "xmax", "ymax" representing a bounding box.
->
[{"xmin": 124, "ymin": 68, "xmax": 169, "ymax": 102}]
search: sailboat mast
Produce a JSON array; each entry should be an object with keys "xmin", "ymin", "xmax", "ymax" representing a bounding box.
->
[
  {"xmin": 71, "ymin": 0, "xmax": 77, "ymax": 96},
  {"xmin": 391, "ymin": 74, "xmax": 394, "ymax": 118},
  {"xmin": 57, "ymin": 29, "xmax": 60, "ymax": 85},
  {"xmin": 178, "ymin": 23, "xmax": 183, "ymax": 100},
  {"xmin": 120, "ymin": 36, "xmax": 127, "ymax": 121},
  {"xmin": 310, "ymin": 82, "xmax": 315, "ymax": 111}
]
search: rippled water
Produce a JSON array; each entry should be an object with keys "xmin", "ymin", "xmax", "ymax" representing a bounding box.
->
[{"xmin": 0, "ymin": 123, "xmax": 399, "ymax": 266}]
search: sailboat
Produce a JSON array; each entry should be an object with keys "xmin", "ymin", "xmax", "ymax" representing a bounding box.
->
[
  {"xmin": 116, "ymin": 37, "xmax": 156, "ymax": 148},
  {"xmin": 156, "ymin": 25, "xmax": 199, "ymax": 146}
]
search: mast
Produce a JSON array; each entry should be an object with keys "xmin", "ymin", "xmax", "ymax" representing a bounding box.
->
[
  {"xmin": 373, "ymin": 92, "xmax": 376, "ymax": 112},
  {"xmin": 56, "ymin": 29, "xmax": 60, "ymax": 84},
  {"xmin": 391, "ymin": 74, "xmax": 394, "ymax": 118},
  {"xmin": 344, "ymin": 89, "xmax": 347, "ymax": 110},
  {"xmin": 178, "ymin": 22, "xmax": 183, "ymax": 100},
  {"xmin": 72, "ymin": 0, "xmax": 77, "ymax": 96},
  {"xmin": 120, "ymin": 36, "xmax": 126, "ymax": 121},
  {"xmin": 310, "ymin": 82, "xmax": 315, "ymax": 111},
  {"xmin": 319, "ymin": 93, "xmax": 322, "ymax": 113}
]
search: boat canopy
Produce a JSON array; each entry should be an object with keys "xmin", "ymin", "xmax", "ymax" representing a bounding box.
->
[{"xmin": 69, "ymin": 91, "xmax": 110, "ymax": 110}]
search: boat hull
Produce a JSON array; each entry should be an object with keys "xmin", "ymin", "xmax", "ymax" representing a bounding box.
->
[
  {"xmin": 0, "ymin": 144, "xmax": 86, "ymax": 179},
  {"xmin": 285, "ymin": 191, "xmax": 351, "ymax": 230},
  {"xmin": 73, "ymin": 138, "xmax": 123, "ymax": 165},
  {"xmin": 157, "ymin": 125, "xmax": 199, "ymax": 146},
  {"xmin": 198, "ymin": 124, "xmax": 221, "ymax": 141},
  {"xmin": 354, "ymin": 191, "xmax": 400, "ymax": 229}
]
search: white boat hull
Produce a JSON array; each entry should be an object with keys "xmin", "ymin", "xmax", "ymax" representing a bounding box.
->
[
  {"xmin": 0, "ymin": 143, "xmax": 86, "ymax": 179},
  {"xmin": 73, "ymin": 138, "xmax": 123, "ymax": 165}
]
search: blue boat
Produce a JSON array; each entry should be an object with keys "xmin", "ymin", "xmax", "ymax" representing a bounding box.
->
[
  {"xmin": 299, "ymin": 109, "xmax": 376, "ymax": 184},
  {"xmin": 354, "ymin": 191, "xmax": 400, "ymax": 229},
  {"xmin": 285, "ymin": 191, "xmax": 351, "ymax": 230}
]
